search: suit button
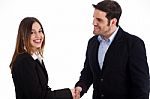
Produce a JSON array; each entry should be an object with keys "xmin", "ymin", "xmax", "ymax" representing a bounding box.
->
[
  {"xmin": 100, "ymin": 78, "xmax": 104, "ymax": 82},
  {"xmin": 101, "ymin": 94, "xmax": 104, "ymax": 98}
]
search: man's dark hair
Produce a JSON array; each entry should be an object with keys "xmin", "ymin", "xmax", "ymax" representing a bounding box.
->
[{"xmin": 93, "ymin": 0, "xmax": 122, "ymax": 26}]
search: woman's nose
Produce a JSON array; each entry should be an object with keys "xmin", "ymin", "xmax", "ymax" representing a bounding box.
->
[{"xmin": 35, "ymin": 32, "xmax": 40, "ymax": 37}]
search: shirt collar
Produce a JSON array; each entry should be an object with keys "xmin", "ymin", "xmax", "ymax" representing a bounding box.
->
[
  {"xmin": 31, "ymin": 53, "xmax": 43, "ymax": 60},
  {"xmin": 97, "ymin": 26, "xmax": 119, "ymax": 44},
  {"xmin": 32, "ymin": 53, "xmax": 38, "ymax": 60}
]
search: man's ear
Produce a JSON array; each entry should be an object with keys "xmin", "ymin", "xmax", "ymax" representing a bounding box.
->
[{"xmin": 111, "ymin": 18, "xmax": 117, "ymax": 26}]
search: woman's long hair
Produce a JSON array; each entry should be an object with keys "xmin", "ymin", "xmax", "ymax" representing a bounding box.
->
[{"xmin": 9, "ymin": 17, "xmax": 45, "ymax": 71}]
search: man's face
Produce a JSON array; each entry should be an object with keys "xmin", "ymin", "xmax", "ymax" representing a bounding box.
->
[{"xmin": 93, "ymin": 9, "xmax": 112, "ymax": 37}]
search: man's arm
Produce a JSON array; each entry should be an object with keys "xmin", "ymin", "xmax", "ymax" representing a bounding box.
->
[{"xmin": 129, "ymin": 37, "xmax": 149, "ymax": 99}]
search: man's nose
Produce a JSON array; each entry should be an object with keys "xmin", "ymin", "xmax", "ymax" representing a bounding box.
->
[{"xmin": 93, "ymin": 19, "xmax": 97, "ymax": 26}]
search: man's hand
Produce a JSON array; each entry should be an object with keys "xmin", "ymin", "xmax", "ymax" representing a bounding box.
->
[{"xmin": 75, "ymin": 87, "xmax": 82, "ymax": 99}]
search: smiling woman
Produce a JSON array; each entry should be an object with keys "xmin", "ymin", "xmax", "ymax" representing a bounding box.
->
[
  {"xmin": 30, "ymin": 22, "xmax": 44, "ymax": 52},
  {"xmin": 9, "ymin": 17, "xmax": 75, "ymax": 99}
]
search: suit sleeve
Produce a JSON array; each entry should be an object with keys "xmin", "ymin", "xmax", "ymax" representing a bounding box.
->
[
  {"xmin": 75, "ymin": 40, "xmax": 93, "ymax": 97},
  {"xmin": 12, "ymin": 56, "xmax": 72, "ymax": 99},
  {"xmin": 128, "ymin": 37, "xmax": 149, "ymax": 99}
]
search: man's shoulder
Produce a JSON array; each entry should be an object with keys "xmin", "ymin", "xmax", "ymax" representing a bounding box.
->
[
  {"xmin": 118, "ymin": 27, "xmax": 143, "ymax": 43},
  {"xmin": 89, "ymin": 35, "xmax": 98, "ymax": 42}
]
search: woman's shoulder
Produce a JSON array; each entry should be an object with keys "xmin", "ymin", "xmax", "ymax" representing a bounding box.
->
[
  {"xmin": 15, "ymin": 52, "xmax": 33, "ymax": 64},
  {"xmin": 16, "ymin": 52, "xmax": 31, "ymax": 59},
  {"xmin": 12, "ymin": 52, "xmax": 34, "ymax": 72}
]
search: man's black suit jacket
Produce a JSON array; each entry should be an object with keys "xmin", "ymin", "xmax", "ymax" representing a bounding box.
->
[
  {"xmin": 12, "ymin": 52, "xmax": 72, "ymax": 99},
  {"xmin": 75, "ymin": 27, "xmax": 149, "ymax": 99}
]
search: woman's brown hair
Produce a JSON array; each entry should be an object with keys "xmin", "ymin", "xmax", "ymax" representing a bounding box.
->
[{"xmin": 9, "ymin": 17, "xmax": 45, "ymax": 71}]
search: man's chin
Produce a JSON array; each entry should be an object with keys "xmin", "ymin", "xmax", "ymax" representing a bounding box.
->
[{"xmin": 93, "ymin": 31, "xmax": 100, "ymax": 35}]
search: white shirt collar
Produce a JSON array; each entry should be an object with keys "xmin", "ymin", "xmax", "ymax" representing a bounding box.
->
[
  {"xmin": 109, "ymin": 26, "xmax": 119, "ymax": 43},
  {"xmin": 32, "ymin": 53, "xmax": 38, "ymax": 60},
  {"xmin": 31, "ymin": 53, "xmax": 43, "ymax": 63},
  {"xmin": 98, "ymin": 26, "xmax": 119, "ymax": 44}
]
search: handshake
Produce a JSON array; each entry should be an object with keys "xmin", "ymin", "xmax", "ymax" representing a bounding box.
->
[{"xmin": 70, "ymin": 86, "xmax": 82, "ymax": 99}]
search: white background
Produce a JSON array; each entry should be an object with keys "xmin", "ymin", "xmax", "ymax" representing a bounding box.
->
[{"xmin": 0, "ymin": 0, "xmax": 150, "ymax": 99}]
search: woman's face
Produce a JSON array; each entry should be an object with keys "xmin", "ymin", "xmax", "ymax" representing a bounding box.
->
[{"xmin": 30, "ymin": 22, "xmax": 44, "ymax": 52}]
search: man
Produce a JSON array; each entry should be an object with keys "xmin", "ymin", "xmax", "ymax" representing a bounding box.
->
[{"xmin": 75, "ymin": 0, "xmax": 149, "ymax": 99}]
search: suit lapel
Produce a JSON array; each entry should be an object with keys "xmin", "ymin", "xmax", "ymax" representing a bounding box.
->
[
  {"xmin": 35, "ymin": 59, "xmax": 48, "ymax": 82},
  {"xmin": 90, "ymin": 36, "xmax": 102, "ymax": 75},
  {"xmin": 102, "ymin": 27, "xmax": 125, "ymax": 71}
]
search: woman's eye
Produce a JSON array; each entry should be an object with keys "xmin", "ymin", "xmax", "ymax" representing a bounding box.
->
[
  {"xmin": 39, "ymin": 29, "xmax": 43, "ymax": 33},
  {"xmin": 30, "ymin": 31, "xmax": 34, "ymax": 34},
  {"xmin": 39, "ymin": 30, "xmax": 42, "ymax": 33}
]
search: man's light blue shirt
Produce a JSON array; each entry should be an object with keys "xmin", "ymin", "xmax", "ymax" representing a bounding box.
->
[{"xmin": 97, "ymin": 27, "xmax": 119, "ymax": 69}]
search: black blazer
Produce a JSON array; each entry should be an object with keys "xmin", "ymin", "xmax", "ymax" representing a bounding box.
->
[
  {"xmin": 75, "ymin": 27, "xmax": 149, "ymax": 99},
  {"xmin": 12, "ymin": 52, "xmax": 72, "ymax": 99}
]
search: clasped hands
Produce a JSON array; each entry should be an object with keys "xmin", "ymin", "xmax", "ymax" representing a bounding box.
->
[{"xmin": 71, "ymin": 86, "xmax": 82, "ymax": 99}]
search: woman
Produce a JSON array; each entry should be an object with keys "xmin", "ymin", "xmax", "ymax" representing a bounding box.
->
[{"xmin": 10, "ymin": 17, "xmax": 75, "ymax": 99}]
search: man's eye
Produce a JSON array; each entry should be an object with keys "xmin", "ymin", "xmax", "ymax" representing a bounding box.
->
[{"xmin": 97, "ymin": 18, "xmax": 101, "ymax": 22}]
